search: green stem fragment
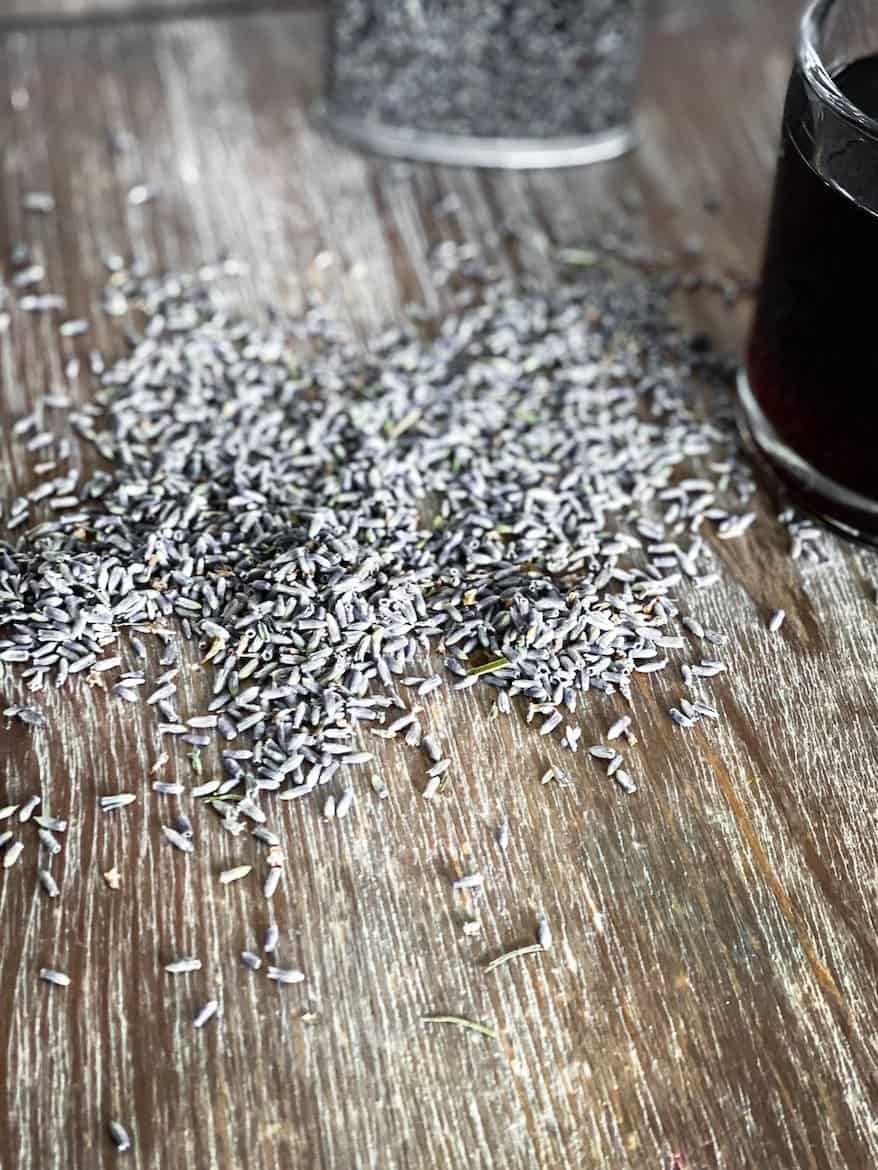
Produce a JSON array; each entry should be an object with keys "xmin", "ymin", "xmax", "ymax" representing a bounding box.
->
[
  {"xmin": 482, "ymin": 943, "xmax": 544, "ymax": 973},
  {"xmin": 466, "ymin": 656, "xmax": 510, "ymax": 677},
  {"xmin": 421, "ymin": 1014, "xmax": 498, "ymax": 1040}
]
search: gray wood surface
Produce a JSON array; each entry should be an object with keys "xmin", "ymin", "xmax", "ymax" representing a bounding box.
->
[
  {"xmin": 3, "ymin": 3, "xmax": 878, "ymax": 1170},
  {"xmin": 0, "ymin": 0, "xmax": 305, "ymax": 22}
]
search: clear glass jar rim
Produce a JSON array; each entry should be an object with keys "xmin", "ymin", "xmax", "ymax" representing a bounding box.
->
[{"xmin": 801, "ymin": 0, "xmax": 878, "ymax": 138}]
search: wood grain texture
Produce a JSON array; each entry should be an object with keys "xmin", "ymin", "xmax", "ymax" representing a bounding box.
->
[
  {"xmin": 0, "ymin": 0, "xmax": 769, "ymax": 33},
  {"xmin": 2, "ymin": 3, "xmax": 878, "ymax": 1170},
  {"xmin": 0, "ymin": 0, "xmax": 310, "ymax": 25}
]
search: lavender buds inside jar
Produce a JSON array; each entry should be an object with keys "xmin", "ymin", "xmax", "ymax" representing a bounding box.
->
[{"xmin": 321, "ymin": 0, "xmax": 646, "ymax": 168}]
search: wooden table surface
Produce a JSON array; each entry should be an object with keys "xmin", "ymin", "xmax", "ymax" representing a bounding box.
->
[{"xmin": 2, "ymin": 2, "xmax": 878, "ymax": 1169}]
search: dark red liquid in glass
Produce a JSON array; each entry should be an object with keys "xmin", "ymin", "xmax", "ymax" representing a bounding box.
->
[{"xmin": 747, "ymin": 56, "xmax": 878, "ymax": 509}]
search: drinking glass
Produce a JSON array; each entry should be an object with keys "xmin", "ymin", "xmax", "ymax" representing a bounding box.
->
[
  {"xmin": 741, "ymin": 0, "xmax": 878, "ymax": 540},
  {"xmin": 320, "ymin": 0, "xmax": 646, "ymax": 169}
]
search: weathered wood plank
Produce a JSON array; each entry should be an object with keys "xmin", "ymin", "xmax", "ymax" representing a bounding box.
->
[{"xmin": 2, "ymin": 5, "xmax": 877, "ymax": 1170}]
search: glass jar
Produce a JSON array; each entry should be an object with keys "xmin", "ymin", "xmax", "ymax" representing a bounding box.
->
[
  {"xmin": 741, "ymin": 0, "xmax": 878, "ymax": 540},
  {"xmin": 320, "ymin": 0, "xmax": 646, "ymax": 169}
]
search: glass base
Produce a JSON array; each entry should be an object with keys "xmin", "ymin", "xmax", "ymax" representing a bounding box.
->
[
  {"xmin": 737, "ymin": 368, "xmax": 878, "ymax": 545},
  {"xmin": 315, "ymin": 100, "xmax": 636, "ymax": 170}
]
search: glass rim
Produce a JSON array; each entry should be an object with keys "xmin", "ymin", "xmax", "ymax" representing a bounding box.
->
[{"xmin": 801, "ymin": 0, "xmax": 878, "ymax": 137}]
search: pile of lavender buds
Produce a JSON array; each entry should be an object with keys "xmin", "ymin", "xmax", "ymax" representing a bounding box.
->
[
  {"xmin": 328, "ymin": 0, "xmax": 645, "ymax": 139},
  {"xmin": 1, "ymin": 247, "xmax": 763, "ymax": 784}
]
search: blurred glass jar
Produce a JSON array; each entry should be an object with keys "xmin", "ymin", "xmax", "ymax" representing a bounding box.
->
[{"xmin": 320, "ymin": 0, "xmax": 646, "ymax": 168}]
